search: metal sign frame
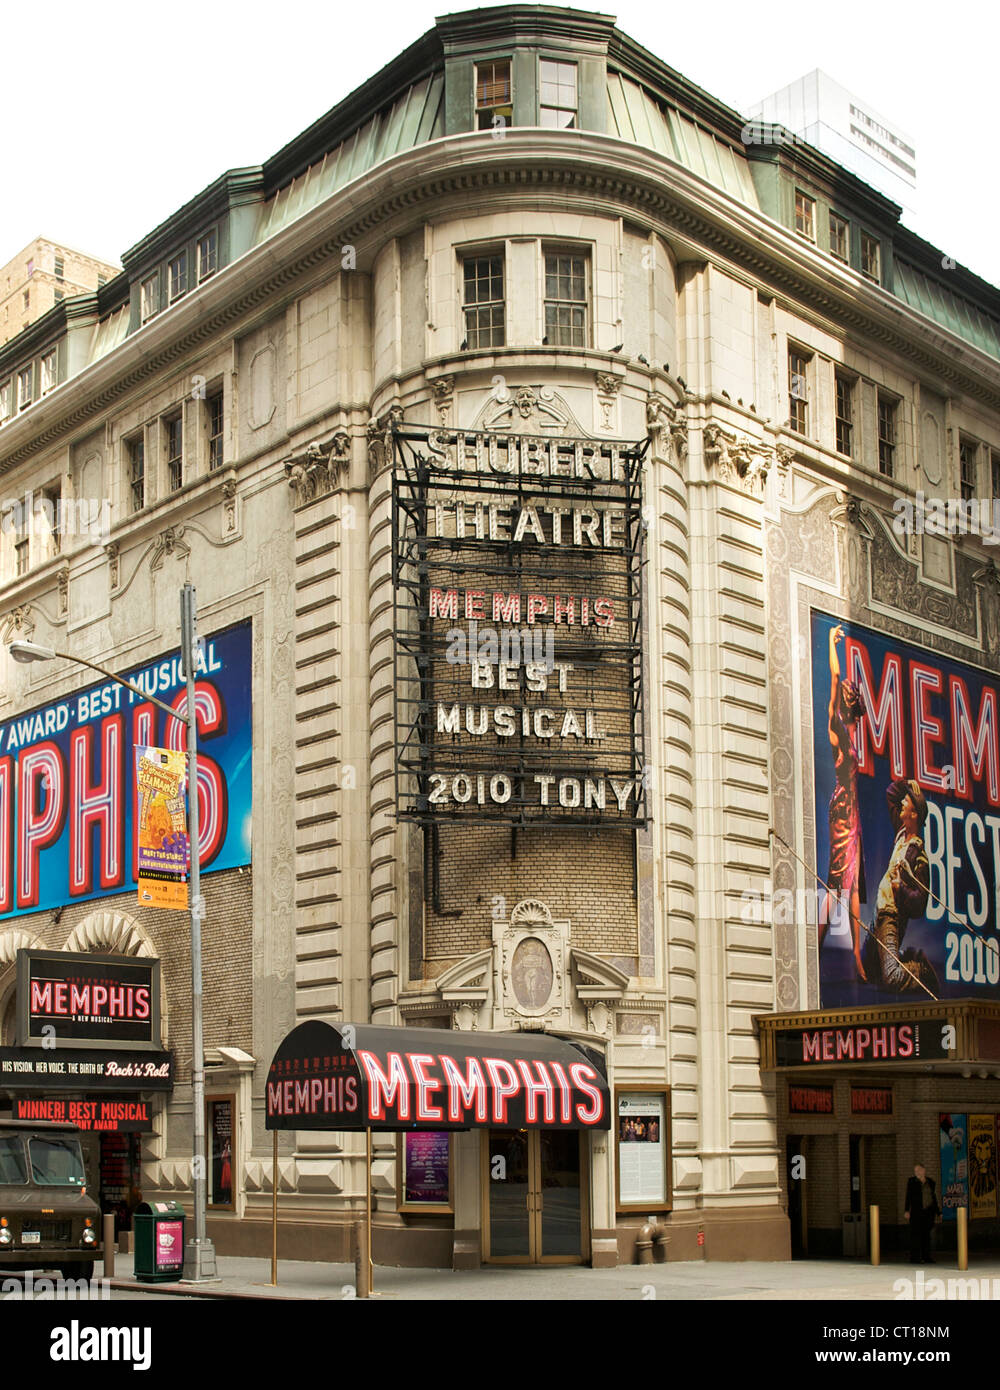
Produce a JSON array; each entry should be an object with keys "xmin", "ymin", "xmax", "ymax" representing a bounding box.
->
[{"xmin": 391, "ymin": 424, "xmax": 649, "ymax": 829}]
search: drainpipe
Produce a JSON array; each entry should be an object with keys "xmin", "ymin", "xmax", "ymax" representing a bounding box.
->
[{"xmin": 635, "ymin": 1218, "xmax": 669, "ymax": 1264}]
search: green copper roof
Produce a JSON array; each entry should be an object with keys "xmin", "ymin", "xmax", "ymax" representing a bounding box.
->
[
  {"xmin": 252, "ymin": 73, "xmax": 445, "ymax": 247},
  {"xmin": 894, "ymin": 259, "xmax": 1000, "ymax": 362},
  {"xmin": 607, "ymin": 72, "xmax": 759, "ymax": 208}
]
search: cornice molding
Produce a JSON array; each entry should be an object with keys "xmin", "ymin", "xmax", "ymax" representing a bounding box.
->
[{"xmin": 1, "ymin": 132, "xmax": 998, "ymax": 476}]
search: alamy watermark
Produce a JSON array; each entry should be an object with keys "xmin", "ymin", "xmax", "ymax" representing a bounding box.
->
[
  {"xmin": 2, "ymin": 1269, "xmax": 111, "ymax": 1301},
  {"xmin": 1, "ymin": 489, "xmax": 111, "ymax": 544},
  {"xmin": 892, "ymin": 491, "xmax": 1000, "ymax": 544},
  {"xmin": 445, "ymin": 620, "xmax": 555, "ymax": 671},
  {"xmin": 739, "ymin": 884, "xmax": 854, "ymax": 933}
]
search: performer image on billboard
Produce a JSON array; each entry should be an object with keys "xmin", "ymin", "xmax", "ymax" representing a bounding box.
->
[
  {"xmin": 862, "ymin": 779, "xmax": 937, "ymax": 994},
  {"xmin": 819, "ymin": 624, "xmax": 868, "ymax": 981}
]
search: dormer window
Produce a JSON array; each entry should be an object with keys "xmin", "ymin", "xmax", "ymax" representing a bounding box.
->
[
  {"xmin": 169, "ymin": 251, "xmax": 188, "ymax": 302},
  {"xmin": 141, "ymin": 272, "xmax": 160, "ymax": 322},
  {"xmin": 539, "ymin": 60, "xmax": 577, "ymax": 128},
  {"xmin": 475, "ymin": 59, "xmax": 512, "ymax": 132},
  {"xmin": 197, "ymin": 230, "xmax": 218, "ymax": 283}
]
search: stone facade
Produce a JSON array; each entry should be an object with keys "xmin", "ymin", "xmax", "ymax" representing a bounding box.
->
[{"xmin": 0, "ymin": 7, "xmax": 997, "ymax": 1268}]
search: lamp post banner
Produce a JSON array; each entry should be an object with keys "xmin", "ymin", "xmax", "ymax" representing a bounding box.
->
[
  {"xmin": 0, "ymin": 620, "xmax": 252, "ymax": 918},
  {"xmin": 135, "ymin": 746, "xmax": 189, "ymax": 910}
]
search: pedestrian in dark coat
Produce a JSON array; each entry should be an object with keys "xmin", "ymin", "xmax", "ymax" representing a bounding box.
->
[{"xmin": 904, "ymin": 1162, "xmax": 941, "ymax": 1263}]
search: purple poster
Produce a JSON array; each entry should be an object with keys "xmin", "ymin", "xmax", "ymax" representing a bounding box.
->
[
  {"xmin": 155, "ymin": 1219, "xmax": 184, "ymax": 1269},
  {"xmin": 812, "ymin": 611, "xmax": 1000, "ymax": 1007},
  {"xmin": 403, "ymin": 1131, "xmax": 450, "ymax": 1205}
]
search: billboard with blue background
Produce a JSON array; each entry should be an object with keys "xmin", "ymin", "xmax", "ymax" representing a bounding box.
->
[
  {"xmin": 812, "ymin": 610, "xmax": 1000, "ymax": 1007},
  {"xmin": 0, "ymin": 620, "xmax": 251, "ymax": 918}
]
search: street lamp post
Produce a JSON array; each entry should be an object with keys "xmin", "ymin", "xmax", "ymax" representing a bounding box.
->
[{"xmin": 9, "ymin": 580, "xmax": 217, "ymax": 1281}]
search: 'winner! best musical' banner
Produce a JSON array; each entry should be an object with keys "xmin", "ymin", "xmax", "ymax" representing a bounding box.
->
[{"xmin": 0, "ymin": 621, "xmax": 251, "ymax": 918}]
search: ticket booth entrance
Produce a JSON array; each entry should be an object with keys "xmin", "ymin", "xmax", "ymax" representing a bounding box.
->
[{"xmin": 482, "ymin": 1128, "xmax": 589, "ymax": 1263}]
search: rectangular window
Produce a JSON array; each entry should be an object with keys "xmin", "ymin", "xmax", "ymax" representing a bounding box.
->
[
  {"xmin": 165, "ymin": 415, "xmax": 183, "ymax": 492},
  {"xmin": 877, "ymin": 393, "xmax": 897, "ymax": 477},
  {"xmin": 54, "ymin": 254, "xmax": 64, "ymax": 280},
  {"xmin": 0, "ymin": 379, "xmax": 11, "ymax": 423},
  {"xmin": 788, "ymin": 349, "xmax": 809, "ymax": 435},
  {"xmin": 829, "ymin": 212, "xmax": 849, "ymax": 262},
  {"xmin": 960, "ymin": 438, "xmax": 978, "ymax": 502},
  {"xmin": 168, "ymin": 252, "xmax": 188, "ymax": 302},
  {"xmin": 544, "ymin": 250, "xmax": 588, "ymax": 347},
  {"xmin": 794, "ymin": 191, "xmax": 815, "ymax": 240},
  {"xmin": 54, "ymin": 289, "xmax": 64, "ymax": 303},
  {"xmin": 141, "ymin": 272, "xmax": 159, "ymax": 322},
  {"xmin": 23, "ymin": 290, "xmax": 29, "ymax": 311},
  {"xmin": 14, "ymin": 513, "xmax": 29, "ymax": 576},
  {"xmin": 861, "ymin": 232, "xmax": 881, "ymax": 283},
  {"xmin": 127, "ymin": 433, "xmax": 145, "ymax": 512},
  {"xmin": 41, "ymin": 485, "xmax": 61, "ymax": 556},
  {"xmin": 992, "ymin": 449, "xmax": 1000, "ymax": 501},
  {"xmin": 17, "ymin": 366, "xmax": 33, "ymax": 412},
  {"xmin": 475, "ymin": 59, "xmax": 512, "ymax": 132},
  {"xmin": 835, "ymin": 372, "xmax": 854, "ymax": 457},
  {"xmin": 207, "ymin": 392, "xmax": 224, "ymax": 470},
  {"xmin": 539, "ymin": 59, "xmax": 578, "ymax": 128},
  {"xmin": 40, "ymin": 350, "xmax": 56, "ymax": 395},
  {"xmin": 197, "ymin": 230, "xmax": 218, "ymax": 282},
  {"xmin": 463, "ymin": 253, "xmax": 505, "ymax": 349}
]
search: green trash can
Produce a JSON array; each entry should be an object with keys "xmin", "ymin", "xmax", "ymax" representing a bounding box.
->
[{"xmin": 133, "ymin": 1201, "xmax": 186, "ymax": 1282}]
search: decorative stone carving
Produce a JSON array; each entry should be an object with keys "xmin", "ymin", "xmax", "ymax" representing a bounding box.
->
[
  {"xmin": 150, "ymin": 525, "xmax": 189, "ymax": 572},
  {"xmin": 62, "ymin": 910, "xmax": 156, "ymax": 957},
  {"xmin": 284, "ymin": 439, "xmax": 336, "ymax": 505},
  {"xmin": 773, "ymin": 443, "xmax": 795, "ymax": 501},
  {"xmin": 105, "ymin": 541, "xmax": 120, "ymax": 589},
  {"xmin": 594, "ymin": 372, "xmax": 621, "ymax": 432},
  {"xmin": 221, "ymin": 475, "xmax": 238, "ymax": 533},
  {"xmin": 481, "ymin": 384, "xmax": 568, "ymax": 434},
  {"xmin": 366, "ymin": 405, "xmax": 404, "ymax": 481},
  {"xmin": 703, "ymin": 423, "xmax": 771, "ymax": 494},
  {"xmin": 430, "ymin": 375, "xmax": 455, "ymax": 426},
  {"xmin": 2, "ymin": 606, "xmax": 34, "ymax": 641},
  {"xmin": 57, "ymin": 565, "xmax": 69, "ymax": 615},
  {"xmin": 646, "ymin": 393, "xmax": 687, "ymax": 461}
]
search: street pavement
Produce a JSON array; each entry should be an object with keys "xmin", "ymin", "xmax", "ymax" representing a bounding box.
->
[{"xmin": 101, "ymin": 1251, "xmax": 1000, "ymax": 1300}]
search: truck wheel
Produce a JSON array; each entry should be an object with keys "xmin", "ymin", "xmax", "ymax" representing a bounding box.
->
[{"xmin": 60, "ymin": 1261, "xmax": 94, "ymax": 1282}]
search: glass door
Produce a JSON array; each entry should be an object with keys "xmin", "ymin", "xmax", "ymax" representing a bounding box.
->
[{"xmin": 483, "ymin": 1129, "xmax": 587, "ymax": 1263}]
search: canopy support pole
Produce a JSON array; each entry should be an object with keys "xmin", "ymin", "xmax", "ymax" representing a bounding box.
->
[
  {"xmin": 270, "ymin": 1128, "xmax": 278, "ymax": 1286},
  {"xmin": 366, "ymin": 1126, "xmax": 374, "ymax": 1293}
]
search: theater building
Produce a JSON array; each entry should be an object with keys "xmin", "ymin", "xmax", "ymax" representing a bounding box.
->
[{"xmin": 1, "ymin": 5, "xmax": 999, "ymax": 1266}]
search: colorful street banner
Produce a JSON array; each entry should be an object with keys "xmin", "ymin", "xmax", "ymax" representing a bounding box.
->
[
  {"xmin": 0, "ymin": 620, "xmax": 251, "ymax": 918},
  {"xmin": 939, "ymin": 1113, "xmax": 969, "ymax": 1219},
  {"xmin": 136, "ymin": 747, "xmax": 188, "ymax": 910},
  {"xmin": 968, "ymin": 1114, "xmax": 998, "ymax": 1220},
  {"xmin": 812, "ymin": 611, "xmax": 1000, "ymax": 1006}
]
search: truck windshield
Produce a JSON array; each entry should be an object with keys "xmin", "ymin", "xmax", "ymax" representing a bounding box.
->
[
  {"xmin": 0, "ymin": 1136, "xmax": 27, "ymax": 1184},
  {"xmin": 28, "ymin": 1136, "xmax": 86, "ymax": 1186}
]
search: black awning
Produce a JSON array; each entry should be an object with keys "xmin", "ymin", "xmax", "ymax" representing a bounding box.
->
[{"xmin": 265, "ymin": 1021, "xmax": 610, "ymax": 1131}]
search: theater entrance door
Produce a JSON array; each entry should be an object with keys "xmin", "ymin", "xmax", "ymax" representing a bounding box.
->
[{"xmin": 481, "ymin": 1128, "xmax": 589, "ymax": 1264}]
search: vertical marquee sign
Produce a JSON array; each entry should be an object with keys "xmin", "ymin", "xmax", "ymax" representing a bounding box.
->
[{"xmin": 392, "ymin": 426, "xmax": 648, "ymax": 826}]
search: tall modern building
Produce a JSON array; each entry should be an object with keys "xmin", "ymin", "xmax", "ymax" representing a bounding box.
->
[
  {"xmin": 0, "ymin": 238, "xmax": 119, "ymax": 347},
  {"xmin": 0, "ymin": 5, "xmax": 998, "ymax": 1271},
  {"xmin": 745, "ymin": 71, "xmax": 917, "ymax": 220}
]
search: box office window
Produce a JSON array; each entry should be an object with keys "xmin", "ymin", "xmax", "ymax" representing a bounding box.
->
[
  {"xmin": 207, "ymin": 1095, "xmax": 235, "ymax": 1210},
  {"xmin": 615, "ymin": 1087, "xmax": 671, "ymax": 1212},
  {"xmin": 397, "ymin": 1131, "xmax": 453, "ymax": 1213}
]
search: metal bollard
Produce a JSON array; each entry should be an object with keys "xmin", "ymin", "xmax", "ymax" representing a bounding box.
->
[
  {"xmin": 957, "ymin": 1206, "xmax": 969, "ymax": 1270},
  {"xmin": 102, "ymin": 1214, "xmax": 116, "ymax": 1279},
  {"xmin": 869, "ymin": 1204, "xmax": 880, "ymax": 1265}
]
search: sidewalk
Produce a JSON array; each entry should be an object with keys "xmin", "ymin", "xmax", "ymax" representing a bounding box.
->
[{"xmin": 107, "ymin": 1252, "xmax": 1000, "ymax": 1301}]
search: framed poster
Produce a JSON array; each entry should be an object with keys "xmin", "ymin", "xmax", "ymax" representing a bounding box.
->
[
  {"xmin": 207, "ymin": 1095, "xmax": 235, "ymax": 1211},
  {"xmin": 397, "ymin": 1131, "xmax": 453, "ymax": 1213},
  {"xmin": 615, "ymin": 1086, "xmax": 672, "ymax": 1213},
  {"xmin": 939, "ymin": 1112, "xmax": 968, "ymax": 1220}
]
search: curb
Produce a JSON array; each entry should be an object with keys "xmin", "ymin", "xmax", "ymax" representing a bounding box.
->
[{"xmin": 108, "ymin": 1276, "xmax": 321, "ymax": 1301}]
